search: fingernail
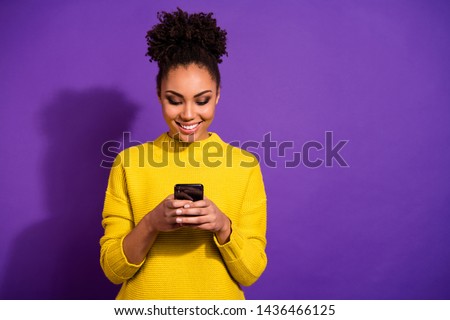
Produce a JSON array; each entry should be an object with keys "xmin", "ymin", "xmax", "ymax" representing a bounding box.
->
[
  {"xmin": 176, "ymin": 209, "xmax": 182, "ymax": 215},
  {"xmin": 176, "ymin": 217, "xmax": 182, "ymax": 223},
  {"xmin": 184, "ymin": 204, "xmax": 190, "ymax": 208}
]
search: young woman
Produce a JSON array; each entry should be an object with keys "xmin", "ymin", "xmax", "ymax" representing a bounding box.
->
[{"xmin": 100, "ymin": 8, "xmax": 267, "ymax": 299}]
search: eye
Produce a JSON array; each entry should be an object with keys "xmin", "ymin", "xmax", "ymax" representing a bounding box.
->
[
  {"xmin": 167, "ymin": 97, "xmax": 182, "ymax": 106},
  {"xmin": 196, "ymin": 98, "xmax": 211, "ymax": 106}
]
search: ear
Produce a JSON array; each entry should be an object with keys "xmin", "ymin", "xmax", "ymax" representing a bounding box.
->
[
  {"xmin": 157, "ymin": 91, "xmax": 162, "ymax": 105},
  {"xmin": 215, "ymin": 88, "xmax": 221, "ymax": 105}
]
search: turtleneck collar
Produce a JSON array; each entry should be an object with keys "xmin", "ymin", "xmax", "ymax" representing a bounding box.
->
[{"xmin": 153, "ymin": 132, "xmax": 224, "ymax": 153}]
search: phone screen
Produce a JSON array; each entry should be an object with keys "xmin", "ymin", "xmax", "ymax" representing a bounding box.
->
[{"xmin": 174, "ymin": 184, "xmax": 204, "ymax": 201}]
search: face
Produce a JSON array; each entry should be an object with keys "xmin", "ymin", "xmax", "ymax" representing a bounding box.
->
[{"xmin": 159, "ymin": 64, "xmax": 220, "ymax": 142}]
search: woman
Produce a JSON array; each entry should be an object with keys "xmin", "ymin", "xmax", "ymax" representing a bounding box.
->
[{"xmin": 100, "ymin": 8, "xmax": 267, "ymax": 299}]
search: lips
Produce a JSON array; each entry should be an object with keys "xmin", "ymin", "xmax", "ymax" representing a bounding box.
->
[
  {"xmin": 179, "ymin": 122, "xmax": 200, "ymax": 130},
  {"xmin": 176, "ymin": 121, "xmax": 202, "ymax": 133}
]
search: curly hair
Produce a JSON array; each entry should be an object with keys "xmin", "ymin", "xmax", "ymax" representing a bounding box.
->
[{"xmin": 145, "ymin": 8, "xmax": 228, "ymax": 96}]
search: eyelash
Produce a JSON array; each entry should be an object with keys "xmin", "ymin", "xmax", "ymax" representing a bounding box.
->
[
  {"xmin": 167, "ymin": 98, "xmax": 181, "ymax": 106},
  {"xmin": 167, "ymin": 98, "xmax": 210, "ymax": 106},
  {"xmin": 197, "ymin": 99, "xmax": 210, "ymax": 106}
]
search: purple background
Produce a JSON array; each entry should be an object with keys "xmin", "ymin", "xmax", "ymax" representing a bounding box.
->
[{"xmin": 1, "ymin": 0, "xmax": 449, "ymax": 299}]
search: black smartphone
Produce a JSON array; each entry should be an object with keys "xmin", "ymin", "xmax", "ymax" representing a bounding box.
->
[{"xmin": 174, "ymin": 184, "xmax": 204, "ymax": 201}]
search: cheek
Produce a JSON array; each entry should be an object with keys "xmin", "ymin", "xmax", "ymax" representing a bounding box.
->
[
  {"xmin": 162, "ymin": 105, "xmax": 177, "ymax": 120},
  {"xmin": 200, "ymin": 105, "xmax": 216, "ymax": 121}
]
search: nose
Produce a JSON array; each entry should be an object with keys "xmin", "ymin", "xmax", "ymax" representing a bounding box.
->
[{"xmin": 180, "ymin": 102, "xmax": 194, "ymax": 120}]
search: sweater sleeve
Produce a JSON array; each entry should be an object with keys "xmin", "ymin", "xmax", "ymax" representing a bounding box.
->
[
  {"xmin": 214, "ymin": 163, "xmax": 268, "ymax": 286},
  {"xmin": 99, "ymin": 154, "xmax": 144, "ymax": 285}
]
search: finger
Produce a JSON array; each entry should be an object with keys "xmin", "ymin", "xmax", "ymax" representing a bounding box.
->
[
  {"xmin": 167, "ymin": 199, "xmax": 192, "ymax": 209},
  {"xmin": 188, "ymin": 223, "xmax": 214, "ymax": 231},
  {"xmin": 176, "ymin": 207, "xmax": 208, "ymax": 216},
  {"xmin": 185, "ymin": 221, "xmax": 221, "ymax": 232},
  {"xmin": 183, "ymin": 199, "xmax": 208, "ymax": 208},
  {"xmin": 165, "ymin": 209, "xmax": 182, "ymax": 219},
  {"xmin": 175, "ymin": 215, "xmax": 210, "ymax": 225}
]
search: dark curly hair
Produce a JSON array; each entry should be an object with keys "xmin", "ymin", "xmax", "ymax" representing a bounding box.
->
[{"xmin": 145, "ymin": 8, "xmax": 228, "ymax": 96}]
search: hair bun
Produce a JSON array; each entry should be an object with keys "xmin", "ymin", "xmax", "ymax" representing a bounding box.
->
[{"xmin": 146, "ymin": 8, "xmax": 228, "ymax": 64}]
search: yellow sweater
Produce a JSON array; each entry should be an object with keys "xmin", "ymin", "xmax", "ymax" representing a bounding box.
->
[{"xmin": 100, "ymin": 132, "xmax": 267, "ymax": 299}]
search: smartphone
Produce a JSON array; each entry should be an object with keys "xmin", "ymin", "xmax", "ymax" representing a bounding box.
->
[{"xmin": 174, "ymin": 184, "xmax": 204, "ymax": 201}]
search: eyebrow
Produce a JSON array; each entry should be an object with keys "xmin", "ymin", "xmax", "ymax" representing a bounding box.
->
[{"xmin": 165, "ymin": 90, "xmax": 212, "ymax": 98}]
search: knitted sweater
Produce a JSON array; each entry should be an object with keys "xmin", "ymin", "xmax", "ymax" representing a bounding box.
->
[{"xmin": 100, "ymin": 132, "xmax": 267, "ymax": 299}]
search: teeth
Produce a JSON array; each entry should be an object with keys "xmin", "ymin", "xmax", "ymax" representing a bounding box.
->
[{"xmin": 180, "ymin": 123, "xmax": 199, "ymax": 130}]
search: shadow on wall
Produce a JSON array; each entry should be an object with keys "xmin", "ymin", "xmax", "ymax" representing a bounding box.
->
[{"xmin": 1, "ymin": 88, "xmax": 139, "ymax": 299}]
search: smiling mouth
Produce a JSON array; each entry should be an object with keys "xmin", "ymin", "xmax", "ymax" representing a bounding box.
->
[{"xmin": 176, "ymin": 121, "xmax": 202, "ymax": 130}]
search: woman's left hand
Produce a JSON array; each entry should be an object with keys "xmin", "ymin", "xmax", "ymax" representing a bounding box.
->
[{"xmin": 175, "ymin": 196, "xmax": 231, "ymax": 244}]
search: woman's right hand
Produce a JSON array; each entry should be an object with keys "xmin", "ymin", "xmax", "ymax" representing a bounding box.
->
[
  {"xmin": 123, "ymin": 195, "xmax": 192, "ymax": 264},
  {"xmin": 145, "ymin": 194, "xmax": 192, "ymax": 232}
]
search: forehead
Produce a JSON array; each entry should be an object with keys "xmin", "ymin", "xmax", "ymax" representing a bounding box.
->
[{"xmin": 162, "ymin": 64, "xmax": 216, "ymax": 93}]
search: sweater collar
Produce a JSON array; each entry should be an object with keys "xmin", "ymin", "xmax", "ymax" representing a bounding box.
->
[{"xmin": 154, "ymin": 132, "xmax": 224, "ymax": 152}]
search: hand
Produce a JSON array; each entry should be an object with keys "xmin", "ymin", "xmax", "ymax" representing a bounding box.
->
[
  {"xmin": 145, "ymin": 194, "xmax": 193, "ymax": 232},
  {"xmin": 123, "ymin": 194, "xmax": 192, "ymax": 264},
  {"xmin": 174, "ymin": 196, "xmax": 231, "ymax": 244}
]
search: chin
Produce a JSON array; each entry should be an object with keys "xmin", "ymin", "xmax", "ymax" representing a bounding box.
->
[
  {"xmin": 179, "ymin": 134, "xmax": 195, "ymax": 142},
  {"xmin": 170, "ymin": 131, "xmax": 195, "ymax": 142}
]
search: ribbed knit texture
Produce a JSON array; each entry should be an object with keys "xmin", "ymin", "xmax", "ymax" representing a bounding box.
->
[{"xmin": 100, "ymin": 132, "xmax": 267, "ymax": 299}]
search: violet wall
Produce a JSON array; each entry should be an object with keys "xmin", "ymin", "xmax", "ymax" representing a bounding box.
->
[{"xmin": 1, "ymin": 0, "xmax": 449, "ymax": 299}]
